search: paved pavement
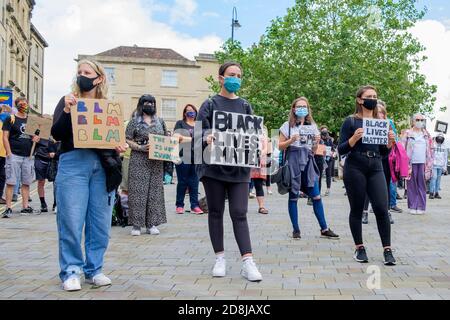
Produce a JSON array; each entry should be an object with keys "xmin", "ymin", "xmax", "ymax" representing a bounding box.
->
[{"xmin": 1, "ymin": 176, "xmax": 450, "ymax": 300}]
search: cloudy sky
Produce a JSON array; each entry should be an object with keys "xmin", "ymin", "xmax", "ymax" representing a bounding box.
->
[{"xmin": 32, "ymin": 0, "xmax": 450, "ymax": 133}]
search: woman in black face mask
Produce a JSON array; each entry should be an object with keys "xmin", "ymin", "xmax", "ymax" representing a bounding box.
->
[
  {"xmin": 125, "ymin": 95, "xmax": 168, "ymax": 236},
  {"xmin": 338, "ymin": 85, "xmax": 397, "ymax": 266}
]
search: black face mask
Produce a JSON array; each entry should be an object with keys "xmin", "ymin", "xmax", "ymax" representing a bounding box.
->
[
  {"xmin": 142, "ymin": 105, "xmax": 156, "ymax": 116},
  {"xmin": 321, "ymin": 131, "xmax": 328, "ymax": 137},
  {"xmin": 77, "ymin": 75, "xmax": 99, "ymax": 93},
  {"xmin": 436, "ymin": 138, "xmax": 445, "ymax": 144},
  {"xmin": 362, "ymin": 98, "xmax": 378, "ymax": 110}
]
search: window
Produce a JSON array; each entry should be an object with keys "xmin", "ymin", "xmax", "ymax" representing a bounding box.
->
[
  {"xmin": 0, "ymin": 39, "xmax": 5, "ymax": 85},
  {"xmin": 33, "ymin": 77, "xmax": 38, "ymax": 104},
  {"xmin": 132, "ymin": 68, "xmax": 145, "ymax": 86},
  {"xmin": 34, "ymin": 44, "xmax": 39, "ymax": 67},
  {"xmin": 161, "ymin": 99, "xmax": 177, "ymax": 120},
  {"xmin": 161, "ymin": 70, "xmax": 178, "ymax": 87},
  {"xmin": 104, "ymin": 67, "xmax": 115, "ymax": 84}
]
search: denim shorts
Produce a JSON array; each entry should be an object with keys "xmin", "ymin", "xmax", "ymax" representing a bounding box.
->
[{"xmin": 5, "ymin": 154, "xmax": 35, "ymax": 186}]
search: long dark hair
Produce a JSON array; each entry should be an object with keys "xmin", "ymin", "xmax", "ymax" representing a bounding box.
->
[
  {"xmin": 288, "ymin": 97, "xmax": 315, "ymax": 128},
  {"xmin": 182, "ymin": 104, "xmax": 198, "ymax": 121},
  {"xmin": 354, "ymin": 85, "xmax": 378, "ymax": 119},
  {"xmin": 134, "ymin": 94, "xmax": 156, "ymax": 118}
]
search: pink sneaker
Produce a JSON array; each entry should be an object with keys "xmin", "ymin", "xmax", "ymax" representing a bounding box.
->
[
  {"xmin": 176, "ymin": 207, "xmax": 185, "ymax": 214},
  {"xmin": 191, "ymin": 207, "xmax": 204, "ymax": 215}
]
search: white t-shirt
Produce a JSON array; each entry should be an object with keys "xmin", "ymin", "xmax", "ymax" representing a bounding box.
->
[
  {"xmin": 433, "ymin": 143, "xmax": 448, "ymax": 168},
  {"xmin": 410, "ymin": 133, "xmax": 427, "ymax": 164},
  {"xmin": 280, "ymin": 121, "xmax": 319, "ymax": 150}
]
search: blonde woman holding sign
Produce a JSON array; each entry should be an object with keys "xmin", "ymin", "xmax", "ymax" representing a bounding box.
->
[
  {"xmin": 51, "ymin": 60, "xmax": 127, "ymax": 291},
  {"xmin": 278, "ymin": 97, "xmax": 339, "ymax": 240},
  {"xmin": 338, "ymin": 85, "xmax": 396, "ymax": 265},
  {"xmin": 125, "ymin": 95, "xmax": 168, "ymax": 237}
]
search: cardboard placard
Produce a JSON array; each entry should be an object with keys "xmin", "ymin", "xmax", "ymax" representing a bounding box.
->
[
  {"xmin": 435, "ymin": 121, "xmax": 448, "ymax": 134},
  {"xmin": 325, "ymin": 146, "xmax": 332, "ymax": 157},
  {"xmin": 211, "ymin": 110, "xmax": 264, "ymax": 168},
  {"xmin": 25, "ymin": 114, "xmax": 53, "ymax": 139},
  {"xmin": 315, "ymin": 144, "xmax": 326, "ymax": 156},
  {"xmin": 148, "ymin": 134, "xmax": 180, "ymax": 162},
  {"xmin": 71, "ymin": 99, "xmax": 126, "ymax": 149},
  {"xmin": 362, "ymin": 119, "xmax": 389, "ymax": 145}
]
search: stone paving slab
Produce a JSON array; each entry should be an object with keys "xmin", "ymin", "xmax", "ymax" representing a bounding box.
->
[{"xmin": 1, "ymin": 177, "xmax": 450, "ymax": 300}]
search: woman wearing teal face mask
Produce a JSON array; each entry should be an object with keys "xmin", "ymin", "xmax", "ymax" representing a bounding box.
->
[
  {"xmin": 197, "ymin": 62, "xmax": 263, "ymax": 282},
  {"xmin": 278, "ymin": 97, "xmax": 339, "ymax": 240}
]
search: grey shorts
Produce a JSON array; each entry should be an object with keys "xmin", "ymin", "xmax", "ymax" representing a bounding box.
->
[{"xmin": 5, "ymin": 154, "xmax": 35, "ymax": 186}]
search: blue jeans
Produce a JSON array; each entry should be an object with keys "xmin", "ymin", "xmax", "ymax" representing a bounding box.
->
[
  {"xmin": 288, "ymin": 179, "xmax": 328, "ymax": 233},
  {"xmin": 175, "ymin": 163, "xmax": 199, "ymax": 209},
  {"xmin": 389, "ymin": 181, "xmax": 397, "ymax": 208},
  {"xmin": 56, "ymin": 149, "xmax": 114, "ymax": 282},
  {"xmin": 430, "ymin": 167, "xmax": 443, "ymax": 194}
]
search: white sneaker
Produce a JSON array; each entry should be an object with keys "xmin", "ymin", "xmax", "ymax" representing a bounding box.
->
[
  {"xmin": 416, "ymin": 210, "xmax": 425, "ymax": 215},
  {"xmin": 147, "ymin": 226, "xmax": 160, "ymax": 235},
  {"xmin": 241, "ymin": 258, "xmax": 262, "ymax": 282},
  {"xmin": 409, "ymin": 209, "xmax": 418, "ymax": 215},
  {"xmin": 212, "ymin": 258, "xmax": 226, "ymax": 277},
  {"xmin": 86, "ymin": 273, "xmax": 112, "ymax": 287},
  {"xmin": 63, "ymin": 276, "xmax": 81, "ymax": 291},
  {"xmin": 131, "ymin": 227, "xmax": 141, "ymax": 236}
]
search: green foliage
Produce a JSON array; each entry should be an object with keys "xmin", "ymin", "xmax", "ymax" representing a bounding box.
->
[{"xmin": 213, "ymin": 0, "xmax": 438, "ymax": 135}]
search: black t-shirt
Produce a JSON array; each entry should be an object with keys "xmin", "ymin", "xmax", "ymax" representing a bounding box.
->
[
  {"xmin": 338, "ymin": 116, "xmax": 389, "ymax": 156},
  {"xmin": 197, "ymin": 94, "xmax": 253, "ymax": 183},
  {"xmin": 2, "ymin": 115, "xmax": 33, "ymax": 157},
  {"xmin": 174, "ymin": 120, "xmax": 195, "ymax": 163}
]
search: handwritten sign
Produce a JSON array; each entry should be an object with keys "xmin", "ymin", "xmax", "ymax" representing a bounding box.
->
[
  {"xmin": 71, "ymin": 99, "xmax": 125, "ymax": 149},
  {"xmin": 25, "ymin": 114, "xmax": 53, "ymax": 139},
  {"xmin": 362, "ymin": 119, "xmax": 389, "ymax": 145},
  {"xmin": 315, "ymin": 144, "xmax": 326, "ymax": 156},
  {"xmin": 148, "ymin": 134, "xmax": 180, "ymax": 163},
  {"xmin": 211, "ymin": 110, "xmax": 264, "ymax": 168}
]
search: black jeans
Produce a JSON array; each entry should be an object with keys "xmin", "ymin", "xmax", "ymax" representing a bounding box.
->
[
  {"xmin": 325, "ymin": 159, "xmax": 333, "ymax": 189},
  {"xmin": 0, "ymin": 157, "xmax": 5, "ymax": 199},
  {"xmin": 344, "ymin": 153, "xmax": 391, "ymax": 248},
  {"xmin": 202, "ymin": 177, "xmax": 252, "ymax": 256}
]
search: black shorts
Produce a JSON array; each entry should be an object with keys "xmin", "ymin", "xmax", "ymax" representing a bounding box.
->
[{"xmin": 34, "ymin": 159, "xmax": 50, "ymax": 181}]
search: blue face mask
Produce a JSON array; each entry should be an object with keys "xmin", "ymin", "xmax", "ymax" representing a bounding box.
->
[
  {"xmin": 223, "ymin": 77, "xmax": 242, "ymax": 93},
  {"xmin": 295, "ymin": 107, "xmax": 309, "ymax": 118},
  {"xmin": 0, "ymin": 113, "xmax": 10, "ymax": 123},
  {"xmin": 186, "ymin": 111, "xmax": 196, "ymax": 119}
]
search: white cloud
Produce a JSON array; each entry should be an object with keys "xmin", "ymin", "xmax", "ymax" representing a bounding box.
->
[
  {"xmin": 32, "ymin": 0, "xmax": 222, "ymax": 114},
  {"xmin": 410, "ymin": 20, "xmax": 450, "ymax": 137},
  {"xmin": 170, "ymin": 0, "xmax": 198, "ymax": 26}
]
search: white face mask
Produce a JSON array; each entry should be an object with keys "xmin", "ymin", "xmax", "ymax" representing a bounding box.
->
[{"xmin": 415, "ymin": 121, "xmax": 424, "ymax": 129}]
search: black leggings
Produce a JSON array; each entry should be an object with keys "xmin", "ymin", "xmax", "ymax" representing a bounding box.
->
[
  {"xmin": 202, "ymin": 177, "xmax": 252, "ymax": 256},
  {"xmin": 344, "ymin": 153, "xmax": 391, "ymax": 248},
  {"xmin": 325, "ymin": 159, "xmax": 333, "ymax": 189},
  {"xmin": 253, "ymin": 178, "xmax": 265, "ymax": 197}
]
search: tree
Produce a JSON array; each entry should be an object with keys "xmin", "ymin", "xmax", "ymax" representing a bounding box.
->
[{"xmin": 211, "ymin": 0, "xmax": 438, "ymax": 135}]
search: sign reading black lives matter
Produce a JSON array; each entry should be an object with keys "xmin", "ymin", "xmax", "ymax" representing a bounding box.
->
[
  {"xmin": 211, "ymin": 111, "xmax": 264, "ymax": 168},
  {"xmin": 362, "ymin": 118, "xmax": 390, "ymax": 145}
]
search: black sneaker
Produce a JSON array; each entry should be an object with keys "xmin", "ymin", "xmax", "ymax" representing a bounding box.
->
[
  {"xmin": 321, "ymin": 229, "xmax": 339, "ymax": 239},
  {"xmin": 362, "ymin": 211, "xmax": 368, "ymax": 224},
  {"xmin": 354, "ymin": 246, "xmax": 369, "ymax": 263},
  {"xmin": 40, "ymin": 206, "xmax": 48, "ymax": 213},
  {"xmin": 12, "ymin": 194, "xmax": 18, "ymax": 202},
  {"xmin": 396, "ymin": 194, "xmax": 403, "ymax": 200},
  {"xmin": 388, "ymin": 212, "xmax": 394, "ymax": 224},
  {"xmin": 2, "ymin": 208, "xmax": 12, "ymax": 218},
  {"xmin": 429, "ymin": 193, "xmax": 435, "ymax": 199},
  {"xmin": 20, "ymin": 207, "xmax": 34, "ymax": 215},
  {"xmin": 390, "ymin": 206, "xmax": 403, "ymax": 213},
  {"xmin": 292, "ymin": 231, "xmax": 301, "ymax": 239},
  {"xmin": 383, "ymin": 248, "xmax": 396, "ymax": 266},
  {"xmin": 435, "ymin": 193, "xmax": 442, "ymax": 199}
]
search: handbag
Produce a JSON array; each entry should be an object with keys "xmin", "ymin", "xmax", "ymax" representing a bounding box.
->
[{"xmin": 272, "ymin": 126, "xmax": 291, "ymax": 195}]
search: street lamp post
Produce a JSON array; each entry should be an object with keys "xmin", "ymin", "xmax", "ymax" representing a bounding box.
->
[{"xmin": 231, "ymin": 6, "xmax": 241, "ymax": 43}]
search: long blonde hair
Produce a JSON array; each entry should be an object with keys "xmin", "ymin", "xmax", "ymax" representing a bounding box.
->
[
  {"xmin": 289, "ymin": 97, "xmax": 315, "ymax": 127},
  {"xmin": 71, "ymin": 59, "xmax": 108, "ymax": 99}
]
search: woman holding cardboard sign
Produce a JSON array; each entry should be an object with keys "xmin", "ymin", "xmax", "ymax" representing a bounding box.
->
[
  {"xmin": 126, "ymin": 94, "xmax": 168, "ymax": 237},
  {"xmin": 197, "ymin": 62, "xmax": 263, "ymax": 282},
  {"xmin": 51, "ymin": 59, "xmax": 127, "ymax": 292},
  {"xmin": 278, "ymin": 97, "xmax": 339, "ymax": 240},
  {"xmin": 338, "ymin": 85, "xmax": 396, "ymax": 265}
]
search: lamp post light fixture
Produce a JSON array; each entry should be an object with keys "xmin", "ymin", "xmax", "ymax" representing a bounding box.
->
[{"xmin": 231, "ymin": 6, "xmax": 241, "ymax": 43}]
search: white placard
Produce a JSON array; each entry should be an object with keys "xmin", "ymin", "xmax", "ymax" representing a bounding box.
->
[
  {"xmin": 210, "ymin": 110, "xmax": 264, "ymax": 168},
  {"xmin": 362, "ymin": 119, "xmax": 389, "ymax": 145}
]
